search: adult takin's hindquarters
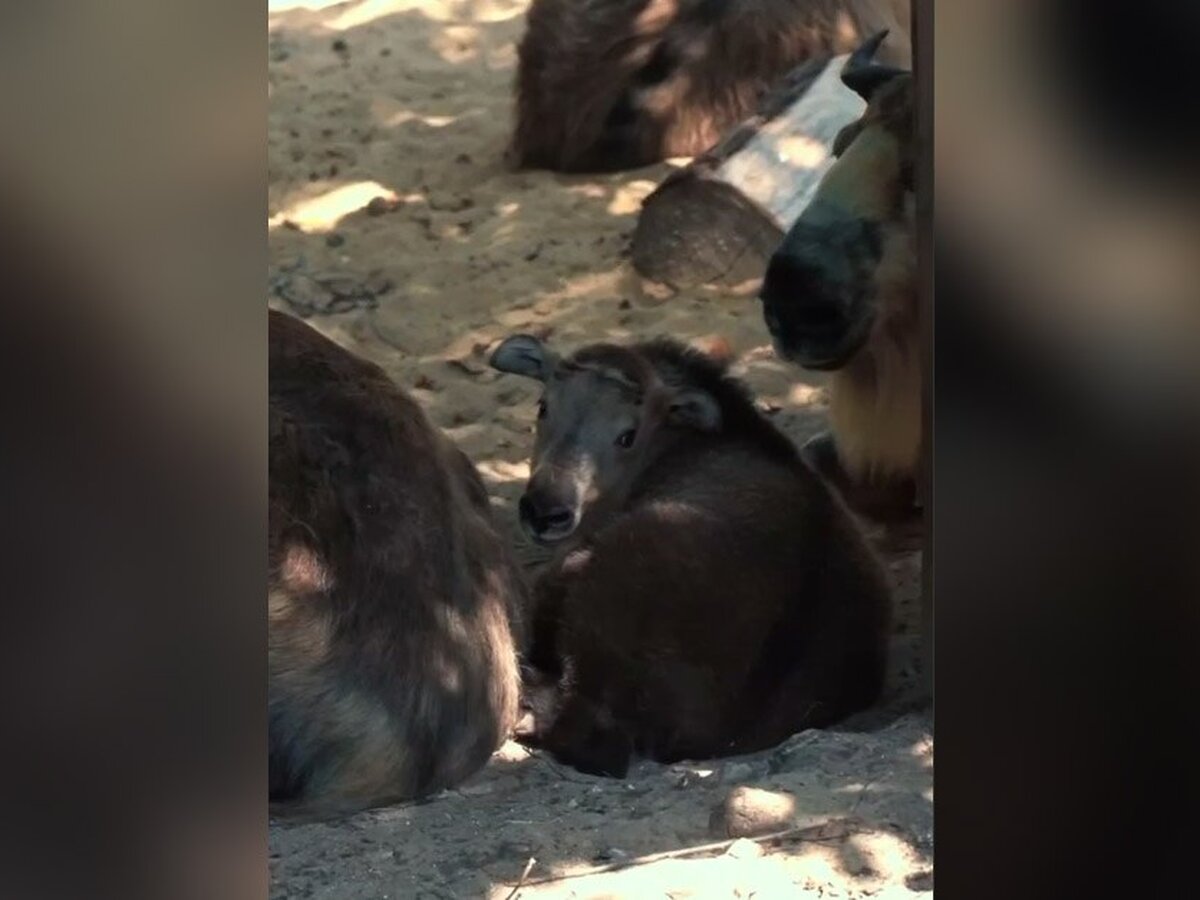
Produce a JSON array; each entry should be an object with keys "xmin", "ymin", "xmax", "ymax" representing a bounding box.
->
[
  {"xmin": 490, "ymin": 334, "xmax": 891, "ymax": 777},
  {"xmin": 268, "ymin": 310, "xmax": 526, "ymax": 816},
  {"xmin": 758, "ymin": 31, "xmax": 918, "ymax": 521},
  {"xmin": 510, "ymin": 0, "xmax": 911, "ymax": 173}
]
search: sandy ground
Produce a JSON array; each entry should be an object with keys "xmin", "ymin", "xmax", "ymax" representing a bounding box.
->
[{"xmin": 267, "ymin": 1, "xmax": 931, "ymax": 896}]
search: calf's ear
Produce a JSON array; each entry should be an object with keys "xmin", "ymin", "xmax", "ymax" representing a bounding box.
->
[
  {"xmin": 490, "ymin": 334, "xmax": 556, "ymax": 381},
  {"xmin": 667, "ymin": 388, "xmax": 721, "ymax": 432}
]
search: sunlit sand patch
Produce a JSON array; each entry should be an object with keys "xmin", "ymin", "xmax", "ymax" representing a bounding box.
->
[
  {"xmin": 370, "ymin": 97, "xmax": 464, "ymax": 129},
  {"xmin": 432, "ymin": 25, "xmax": 480, "ymax": 64},
  {"xmin": 607, "ymin": 180, "xmax": 658, "ymax": 216},
  {"xmin": 789, "ymin": 383, "xmax": 823, "ymax": 405},
  {"xmin": 477, "ymin": 459, "xmax": 531, "ymax": 484},
  {"xmin": 269, "ymin": 181, "xmax": 400, "ymax": 232},
  {"xmin": 268, "ymin": 0, "xmax": 346, "ymax": 11},
  {"xmin": 566, "ymin": 184, "xmax": 607, "ymax": 201},
  {"xmin": 327, "ymin": 0, "xmax": 526, "ymax": 30}
]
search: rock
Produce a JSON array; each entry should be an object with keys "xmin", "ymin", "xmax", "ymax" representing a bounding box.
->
[
  {"xmin": 692, "ymin": 334, "xmax": 733, "ymax": 364},
  {"xmin": 639, "ymin": 278, "xmax": 675, "ymax": 303},
  {"xmin": 592, "ymin": 847, "xmax": 629, "ymax": 862},
  {"xmin": 366, "ymin": 196, "xmax": 394, "ymax": 217},
  {"xmin": 906, "ymin": 870, "xmax": 934, "ymax": 891},
  {"xmin": 709, "ymin": 786, "xmax": 796, "ymax": 839},
  {"xmin": 325, "ymin": 233, "xmax": 345, "ymax": 248}
]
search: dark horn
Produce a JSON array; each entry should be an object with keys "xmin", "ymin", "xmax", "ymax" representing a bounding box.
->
[{"xmin": 841, "ymin": 29, "xmax": 907, "ymax": 101}]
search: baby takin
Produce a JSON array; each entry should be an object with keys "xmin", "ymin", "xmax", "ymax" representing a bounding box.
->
[{"xmin": 490, "ymin": 334, "xmax": 892, "ymax": 777}]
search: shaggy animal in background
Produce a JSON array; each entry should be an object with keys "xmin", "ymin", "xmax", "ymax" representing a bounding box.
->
[
  {"xmin": 490, "ymin": 334, "xmax": 892, "ymax": 777},
  {"xmin": 510, "ymin": 0, "xmax": 910, "ymax": 173},
  {"xmin": 269, "ymin": 310, "xmax": 526, "ymax": 817},
  {"xmin": 759, "ymin": 31, "xmax": 918, "ymax": 521}
]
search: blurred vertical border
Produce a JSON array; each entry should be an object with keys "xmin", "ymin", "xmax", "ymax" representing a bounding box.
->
[
  {"xmin": 930, "ymin": 0, "xmax": 1200, "ymax": 896},
  {"xmin": 0, "ymin": 3, "xmax": 266, "ymax": 900}
]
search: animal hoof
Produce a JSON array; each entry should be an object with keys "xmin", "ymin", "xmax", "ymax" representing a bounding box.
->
[{"xmin": 514, "ymin": 709, "xmax": 537, "ymax": 738}]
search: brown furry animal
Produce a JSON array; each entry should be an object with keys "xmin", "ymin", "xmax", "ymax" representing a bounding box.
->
[
  {"xmin": 759, "ymin": 31, "xmax": 918, "ymax": 521},
  {"xmin": 510, "ymin": 0, "xmax": 910, "ymax": 172},
  {"xmin": 269, "ymin": 310, "xmax": 526, "ymax": 817},
  {"xmin": 490, "ymin": 334, "xmax": 892, "ymax": 777}
]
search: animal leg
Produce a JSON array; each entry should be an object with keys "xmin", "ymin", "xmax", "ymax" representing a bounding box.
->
[{"xmin": 519, "ymin": 689, "xmax": 633, "ymax": 778}]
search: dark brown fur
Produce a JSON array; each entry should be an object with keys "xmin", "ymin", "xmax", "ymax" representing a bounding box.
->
[
  {"xmin": 511, "ymin": 0, "xmax": 910, "ymax": 172},
  {"xmin": 268, "ymin": 310, "xmax": 525, "ymax": 817},
  {"xmin": 495, "ymin": 337, "xmax": 891, "ymax": 777}
]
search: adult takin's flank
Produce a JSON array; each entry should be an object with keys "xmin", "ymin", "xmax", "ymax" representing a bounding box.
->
[
  {"xmin": 509, "ymin": 0, "xmax": 910, "ymax": 173},
  {"xmin": 490, "ymin": 334, "xmax": 892, "ymax": 777},
  {"xmin": 269, "ymin": 309, "xmax": 526, "ymax": 817}
]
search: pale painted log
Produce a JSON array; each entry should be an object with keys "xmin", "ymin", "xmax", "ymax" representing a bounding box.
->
[{"xmin": 631, "ymin": 54, "xmax": 866, "ymax": 289}]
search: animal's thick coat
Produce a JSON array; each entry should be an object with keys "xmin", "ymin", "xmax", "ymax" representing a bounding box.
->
[
  {"xmin": 498, "ymin": 337, "xmax": 892, "ymax": 776},
  {"xmin": 268, "ymin": 310, "xmax": 525, "ymax": 815},
  {"xmin": 511, "ymin": 0, "xmax": 910, "ymax": 172}
]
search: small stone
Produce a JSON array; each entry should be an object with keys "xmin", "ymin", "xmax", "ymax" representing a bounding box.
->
[
  {"xmin": 692, "ymin": 334, "xmax": 733, "ymax": 363},
  {"xmin": 325, "ymin": 233, "xmax": 345, "ymax": 248},
  {"xmin": 709, "ymin": 786, "xmax": 796, "ymax": 839},
  {"xmin": 618, "ymin": 299, "xmax": 632, "ymax": 310},
  {"xmin": 366, "ymin": 196, "xmax": 393, "ymax": 217},
  {"xmin": 906, "ymin": 870, "xmax": 934, "ymax": 891},
  {"xmin": 639, "ymin": 278, "xmax": 675, "ymax": 304},
  {"xmin": 332, "ymin": 39, "xmax": 348, "ymax": 53},
  {"xmin": 592, "ymin": 848, "xmax": 628, "ymax": 863}
]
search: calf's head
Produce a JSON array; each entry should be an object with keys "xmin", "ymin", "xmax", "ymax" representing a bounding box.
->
[
  {"xmin": 490, "ymin": 336, "xmax": 720, "ymax": 544},
  {"xmin": 759, "ymin": 30, "xmax": 914, "ymax": 370}
]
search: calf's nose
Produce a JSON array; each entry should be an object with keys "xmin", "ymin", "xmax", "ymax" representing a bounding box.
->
[{"xmin": 518, "ymin": 493, "xmax": 577, "ymax": 541}]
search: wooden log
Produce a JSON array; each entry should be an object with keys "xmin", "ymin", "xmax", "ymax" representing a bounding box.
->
[{"xmin": 631, "ymin": 54, "xmax": 867, "ymax": 289}]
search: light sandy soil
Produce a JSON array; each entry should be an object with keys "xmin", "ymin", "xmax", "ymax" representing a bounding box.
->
[{"xmin": 268, "ymin": 1, "xmax": 931, "ymax": 896}]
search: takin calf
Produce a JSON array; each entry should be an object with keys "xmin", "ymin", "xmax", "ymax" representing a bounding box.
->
[
  {"xmin": 510, "ymin": 0, "xmax": 911, "ymax": 173},
  {"xmin": 489, "ymin": 334, "xmax": 891, "ymax": 777},
  {"xmin": 759, "ymin": 31, "xmax": 919, "ymax": 521},
  {"xmin": 269, "ymin": 309, "xmax": 526, "ymax": 816}
]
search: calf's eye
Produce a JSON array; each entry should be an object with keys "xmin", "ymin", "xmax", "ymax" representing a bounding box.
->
[{"xmin": 615, "ymin": 428, "xmax": 637, "ymax": 449}]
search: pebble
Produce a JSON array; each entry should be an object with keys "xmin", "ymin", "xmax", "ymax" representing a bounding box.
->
[
  {"xmin": 709, "ymin": 786, "xmax": 796, "ymax": 839},
  {"xmin": 366, "ymin": 196, "xmax": 394, "ymax": 217}
]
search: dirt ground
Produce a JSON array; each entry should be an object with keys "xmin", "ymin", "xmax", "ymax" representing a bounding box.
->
[{"xmin": 267, "ymin": 1, "xmax": 931, "ymax": 896}]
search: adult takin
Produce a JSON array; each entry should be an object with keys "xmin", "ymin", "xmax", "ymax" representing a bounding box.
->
[
  {"xmin": 490, "ymin": 334, "xmax": 891, "ymax": 777},
  {"xmin": 510, "ymin": 0, "xmax": 910, "ymax": 173},
  {"xmin": 758, "ymin": 30, "xmax": 918, "ymax": 521},
  {"xmin": 269, "ymin": 309, "xmax": 526, "ymax": 817}
]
